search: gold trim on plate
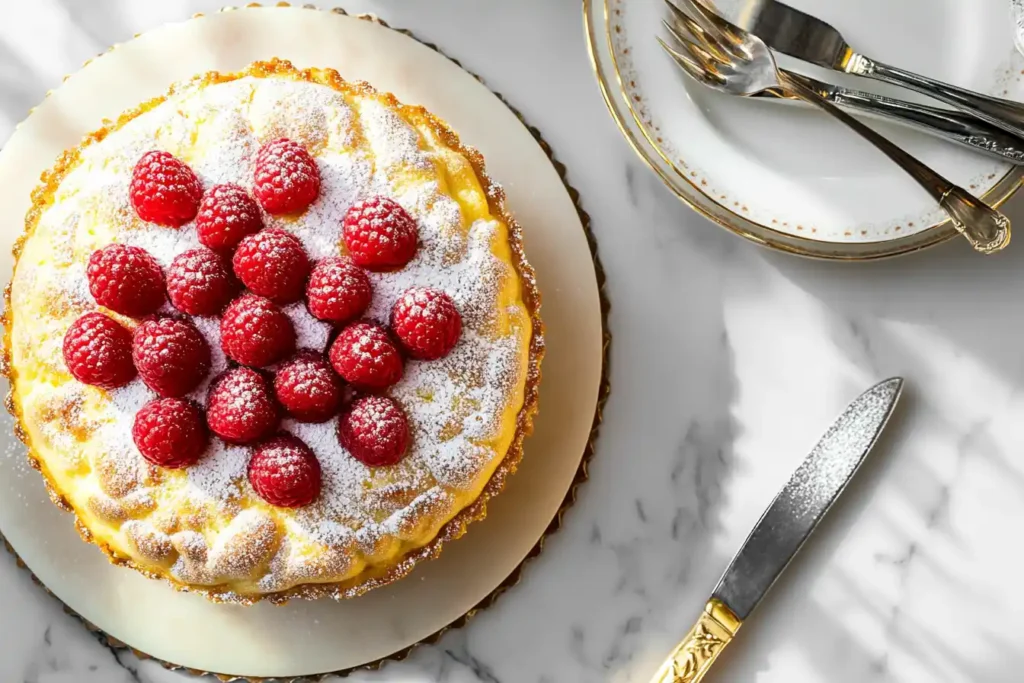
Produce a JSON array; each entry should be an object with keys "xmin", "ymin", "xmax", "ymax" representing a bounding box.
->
[
  {"xmin": 0, "ymin": 4, "xmax": 611, "ymax": 680},
  {"xmin": 584, "ymin": 0, "xmax": 1024, "ymax": 260}
]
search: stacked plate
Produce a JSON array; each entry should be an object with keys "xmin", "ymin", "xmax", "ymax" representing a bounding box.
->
[{"xmin": 585, "ymin": 0, "xmax": 1024, "ymax": 259}]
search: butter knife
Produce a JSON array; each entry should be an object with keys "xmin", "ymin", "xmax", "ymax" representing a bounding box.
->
[
  {"xmin": 650, "ymin": 377, "xmax": 903, "ymax": 683},
  {"xmin": 735, "ymin": 0, "xmax": 1024, "ymax": 142}
]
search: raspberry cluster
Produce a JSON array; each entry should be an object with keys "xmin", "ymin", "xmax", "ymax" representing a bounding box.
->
[{"xmin": 61, "ymin": 142, "xmax": 464, "ymax": 509}]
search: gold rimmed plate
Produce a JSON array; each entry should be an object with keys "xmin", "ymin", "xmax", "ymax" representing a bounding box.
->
[{"xmin": 585, "ymin": 0, "xmax": 1024, "ymax": 259}]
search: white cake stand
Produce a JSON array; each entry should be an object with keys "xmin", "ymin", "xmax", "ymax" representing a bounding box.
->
[{"xmin": 0, "ymin": 6, "xmax": 608, "ymax": 680}]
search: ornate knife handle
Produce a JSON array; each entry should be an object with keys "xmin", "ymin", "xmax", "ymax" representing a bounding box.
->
[
  {"xmin": 851, "ymin": 55, "xmax": 1024, "ymax": 143},
  {"xmin": 649, "ymin": 599, "xmax": 742, "ymax": 683}
]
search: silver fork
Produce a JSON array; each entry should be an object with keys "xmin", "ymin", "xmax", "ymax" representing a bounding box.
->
[{"xmin": 659, "ymin": 0, "xmax": 1011, "ymax": 254}]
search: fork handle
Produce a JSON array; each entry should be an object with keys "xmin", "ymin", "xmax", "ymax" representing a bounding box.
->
[
  {"xmin": 779, "ymin": 71, "xmax": 1011, "ymax": 254},
  {"xmin": 780, "ymin": 72, "xmax": 1024, "ymax": 165},
  {"xmin": 850, "ymin": 56, "xmax": 1024, "ymax": 143}
]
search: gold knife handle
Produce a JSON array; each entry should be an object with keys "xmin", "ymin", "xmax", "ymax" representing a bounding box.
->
[{"xmin": 649, "ymin": 599, "xmax": 743, "ymax": 683}]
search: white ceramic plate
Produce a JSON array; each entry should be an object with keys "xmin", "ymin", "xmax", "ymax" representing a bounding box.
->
[
  {"xmin": 0, "ymin": 7, "xmax": 604, "ymax": 679},
  {"xmin": 586, "ymin": 0, "xmax": 1024, "ymax": 259}
]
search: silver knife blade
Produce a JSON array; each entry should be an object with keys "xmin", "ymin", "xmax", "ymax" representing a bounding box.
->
[
  {"xmin": 735, "ymin": 0, "xmax": 854, "ymax": 70},
  {"xmin": 712, "ymin": 377, "xmax": 903, "ymax": 620}
]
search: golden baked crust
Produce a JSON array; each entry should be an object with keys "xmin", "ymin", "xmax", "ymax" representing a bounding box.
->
[{"xmin": 2, "ymin": 59, "xmax": 543, "ymax": 603}]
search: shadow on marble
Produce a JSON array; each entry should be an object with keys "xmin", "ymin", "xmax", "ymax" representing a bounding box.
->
[
  {"xmin": 542, "ymin": 162, "xmax": 748, "ymax": 681},
  {"xmin": 706, "ymin": 384, "xmax": 914, "ymax": 682},
  {"xmin": 763, "ymin": 192, "xmax": 1024, "ymax": 391},
  {"xmin": 748, "ymin": 194, "xmax": 1024, "ymax": 682},
  {"xmin": 698, "ymin": 380, "xmax": 1022, "ymax": 683}
]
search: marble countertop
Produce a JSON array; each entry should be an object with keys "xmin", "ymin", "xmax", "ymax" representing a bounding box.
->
[{"xmin": 3, "ymin": 1, "xmax": 1024, "ymax": 681}]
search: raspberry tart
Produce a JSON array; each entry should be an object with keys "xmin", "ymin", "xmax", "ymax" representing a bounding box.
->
[{"xmin": 3, "ymin": 59, "xmax": 542, "ymax": 603}]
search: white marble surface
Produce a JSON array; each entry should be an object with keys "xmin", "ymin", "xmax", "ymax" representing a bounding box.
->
[{"xmin": 3, "ymin": 1, "xmax": 1024, "ymax": 681}]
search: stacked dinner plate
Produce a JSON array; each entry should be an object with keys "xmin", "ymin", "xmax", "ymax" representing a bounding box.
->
[{"xmin": 585, "ymin": 0, "xmax": 1024, "ymax": 259}]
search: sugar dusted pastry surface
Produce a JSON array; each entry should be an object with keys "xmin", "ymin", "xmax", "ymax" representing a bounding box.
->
[{"xmin": 6, "ymin": 63, "xmax": 539, "ymax": 601}]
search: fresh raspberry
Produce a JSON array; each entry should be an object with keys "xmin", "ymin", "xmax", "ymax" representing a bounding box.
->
[
  {"xmin": 338, "ymin": 395, "xmax": 409, "ymax": 467},
  {"xmin": 132, "ymin": 318, "xmax": 211, "ymax": 398},
  {"xmin": 341, "ymin": 196, "xmax": 418, "ymax": 270},
  {"xmin": 220, "ymin": 294, "xmax": 295, "ymax": 367},
  {"xmin": 132, "ymin": 398, "xmax": 208, "ymax": 469},
  {"xmin": 273, "ymin": 352, "xmax": 343, "ymax": 423},
  {"xmin": 305, "ymin": 257, "xmax": 372, "ymax": 324},
  {"xmin": 129, "ymin": 151, "xmax": 202, "ymax": 226},
  {"xmin": 232, "ymin": 229, "xmax": 310, "ymax": 304},
  {"xmin": 253, "ymin": 138, "xmax": 320, "ymax": 215},
  {"xmin": 248, "ymin": 434, "xmax": 322, "ymax": 507},
  {"xmin": 390, "ymin": 287, "xmax": 462, "ymax": 360},
  {"xmin": 166, "ymin": 248, "xmax": 237, "ymax": 316},
  {"xmin": 62, "ymin": 313, "xmax": 136, "ymax": 389},
  {"xmin": 206, "ymin": 367, "xmax": 279, "ymax": 444},
  {"xmin": 329, "ymin": 322, "xmax": 403, "ymax": 391},
  {"xmin": 195, "ymin": 183, "xmax": 263, "ymax": 252},
  {"xmin": 86, "ymin": 244, "xmax": 165, "ymax": 317}
]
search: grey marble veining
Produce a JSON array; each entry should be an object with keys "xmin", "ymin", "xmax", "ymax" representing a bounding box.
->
[{"xmin": 4, "ymin": 0, "xmax": 1024, "ymax": 681}]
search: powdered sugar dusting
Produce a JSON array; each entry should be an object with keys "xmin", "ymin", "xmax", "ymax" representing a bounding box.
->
[
  {"xmin": 359, "ymin": 99, "xmax": 432, "ymax": 171},
  {"xmin": 189, "ymin": 316, "xmax": 228, "ymax": 381},
  {"xmin": 282, "ymin": 302, "xmax": 331, "ymax": 353},
  {"xmin": 110, "ymin": 378, "xmax": 156, "ymax": 416},
  {"xmin": 266, "ymin": 150, "xmax": 376, "ymax": 260},
  {"xmin": 119, "ymin": 213, "xmax": 205, "ymax": 270},
  {"xmin": 10, "ymin": 72, "xmax": 531, "ymax": 596},
  {"xmin": 188, "ymin": 441, "xmax": 249, "ymax": 503}
]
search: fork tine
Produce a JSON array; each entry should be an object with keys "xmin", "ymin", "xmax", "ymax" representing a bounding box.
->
[
  {"xmin": 661, "ymin": 17, "xmax": 729, "ymax": 65},
  {"xmin": 663, "ymin": 0, "xmax": 729, "ymax": 47},
  {"xmin": 660, "ymin": 19, "xmax": 725, "ymax": 69},
  {"xmin": 673, "ymin": 11, "xmax": 734, "ymax": 60},
  {"xmin": 657, "ymin": 36, "xmax": 725, "ymax": 86},
  {"xmin": 664, "ymin": 0, "xmax": 746, "ymax": 65},
  {"xmin": 664, "ymin": 10, "xmax": 709, "ymax": 45}
]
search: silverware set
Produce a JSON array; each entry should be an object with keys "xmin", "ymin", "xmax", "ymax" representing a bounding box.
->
[{"xmin": 659, "ymin": 0, "xmax": 1023, "ymax": 254}]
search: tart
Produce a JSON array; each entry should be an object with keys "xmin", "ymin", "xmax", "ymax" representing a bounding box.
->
[{"xmin": 2, "ymin": 59, "xmax": 543, "ymax": 603}]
